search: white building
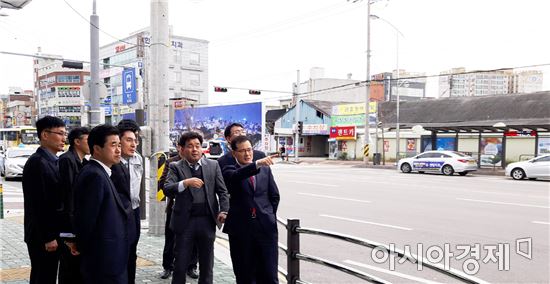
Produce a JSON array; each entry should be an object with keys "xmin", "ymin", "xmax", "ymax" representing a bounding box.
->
[
  {"xmin": 33, "ymin": 54, "xmax": 90, "ymax": 128},
  {"xmin": 511, "ymin": 70, "xmax": 543, "ymax": 94},
  {"xmin": 438, "ymin": 67, "xmax": 543, "ymax": 97},
  {"xmin": 99, "ymin": 27, "xmax": 209, "ymax": 124}
]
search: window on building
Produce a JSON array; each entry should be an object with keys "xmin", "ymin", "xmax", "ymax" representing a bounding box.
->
[
  {"xmin": 173, "ymin": 71, "xmax": 182, "ymax": 83},
  {"xmin": 57, "ymin": 75, "xmax": 81, "ymax": 83},
  {"xmin": 316, "ymin": 110, "xmax": 323, "ymax": 119},
  {"xmin": 173, "ymin": 50, "xmax": 182, "ymax": 64},
  {"xmin": 190, "ymin": 52, "xmax": 200, "ymax": 66},
  {"xmin": 190, "ymin": 73, "xmax": 200, "ymax": 86}
]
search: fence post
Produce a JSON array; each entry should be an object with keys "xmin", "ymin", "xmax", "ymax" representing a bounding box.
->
[{"xmin": 287, "ymin": 219, "xmax": 300, "ymax": 283}]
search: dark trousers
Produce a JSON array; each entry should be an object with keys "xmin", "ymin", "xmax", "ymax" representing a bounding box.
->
[
  {"xmin": 228, "ymin": 220, "xmax": 279, "ymax": 284},
  {"xmin": 27, "ymin": 241, "xmax": 60, "ymax": 284},
  {"xmin": 162, "ymin": 206, "xmax": 198, "ymax": 271},
  {"xmin": 58, "ymin": 241, "xmax": 83, "ymax": 284},
  {"xmin": 172, "ymin": 216, "xmax": 215, "ymax": 284},
  {"xmin": 128, "ymin": 208, "xmax": 141, "ymax": 284}
]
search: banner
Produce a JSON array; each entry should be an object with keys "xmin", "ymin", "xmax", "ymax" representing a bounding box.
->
[
  {"xmin": 537, "ymin": 137, "xmax": 550, "ymax": 156},
  {"xmin": 480, "ymin": 137, "xmax": 503, "ymax": 167},
  {"xmin": 302, "ymin": 124, "xmax": 329, "ymax": 135},
  {"xmin": 331, "ymin": 102, "xmax": 377, "ymax": 116}
]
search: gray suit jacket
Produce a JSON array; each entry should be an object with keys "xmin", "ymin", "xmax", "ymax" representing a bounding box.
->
[{"xmin": 164, "ymin": 157, "xmax": 230, "ymax": 234}]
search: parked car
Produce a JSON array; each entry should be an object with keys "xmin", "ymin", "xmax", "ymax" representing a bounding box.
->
[
  {"xmin": 505, "ymin": 154, "xmax": 550, "ymax": 180},
  {"xmin": 398, "ymin": 150, "xmax": 478, "ymax": 176},
  {"xmin": 0, "ymin": 146, "xmax": 35, "ymax": 180},
  {"xmin": 202, "ymin": 140, "xmax": 228, "ymax": 160}
]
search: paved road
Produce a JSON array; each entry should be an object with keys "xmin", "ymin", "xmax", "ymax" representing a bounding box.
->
[
  {"xmin": 271, "ymin": 164, "xmax": 549, "ymax": 283},
  {"xmin": 3, "ymin": 165, "xmax": 549, "ymax": 283}
]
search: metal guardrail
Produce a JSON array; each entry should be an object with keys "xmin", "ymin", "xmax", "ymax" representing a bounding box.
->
[{"xmin": 277, "ymin": 217, "xmax": 488, "ymax": 284}]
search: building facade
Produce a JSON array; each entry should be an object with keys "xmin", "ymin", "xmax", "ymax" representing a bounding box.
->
[
  {"xmin": 33, "ymin": 55, "xmax": 90, "ymax": 128},
  {"xmin": 99, "ymin": 27, "xmax": 209, "ymax": 124},
  {"xmin": 438, "ymin": 67, "xmax": 543, "ymax": 98}
]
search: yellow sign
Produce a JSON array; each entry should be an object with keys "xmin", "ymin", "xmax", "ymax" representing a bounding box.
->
[
  {"xmin": 156, "ymin": 162, "xmax": 165, "ymax": 201},
  {"xmin": 332, "ymin": 102, "xmax": 377, "ymax": 115},
  {"xmin": 363, "ymin": 144, "xmax": 370, "ymax": 157}
]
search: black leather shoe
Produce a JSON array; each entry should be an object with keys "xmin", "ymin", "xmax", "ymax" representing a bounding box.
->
[
  {"xmin": 160, "ymin": 269, "xmax": 172, "ymax": 279},
  {"xmin": 187, "ymin": 268, "xmax": 199, "ymax": 279}
]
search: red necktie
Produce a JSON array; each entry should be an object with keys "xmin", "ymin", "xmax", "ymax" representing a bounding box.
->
[{"xmin": 249, "ymin": 176, "xmax": 255, "ymax": 191}]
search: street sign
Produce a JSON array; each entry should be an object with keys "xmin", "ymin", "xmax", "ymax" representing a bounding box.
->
[{"xmin": 122, "ymin": 68, "xmax": 137, "ymax": 104}]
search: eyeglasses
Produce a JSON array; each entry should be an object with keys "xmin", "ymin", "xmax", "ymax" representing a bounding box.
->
[
  {"xmin": 46, "ymin": 130, "xmax": 67, "ymax": 137},
  {"xmin": 236, "ymin": 148, "xmax": 253, "ymax": 154}
]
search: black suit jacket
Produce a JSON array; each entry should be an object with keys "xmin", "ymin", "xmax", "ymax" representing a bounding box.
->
[
  {"xmin": 222, "ymin": 162, "xmax": 280, "ymax": 238},
  {"xmin": 110, "ymin": 162, "xmax": 133, "ymax": 213},
  {"xmin": 164, "ymin": 157, "xmax": 230, "ymax": 234},
  {"xmin": 22, "ymin": 147, "xmax": 62, "ymax": 244},
  {"xmin": 74, "ymin": 160, "xmax": 129, "ymax": 277},
  {"xmin": 58, "ymin": 147, "xmax": 85, "ymax": 234}
]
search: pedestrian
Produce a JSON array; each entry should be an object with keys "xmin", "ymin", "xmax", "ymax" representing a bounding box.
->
[
  {"xmin": 279, "ymin": 144, "xmax": 286, "ymax": 162},
  {"xmin": 164, "ymin": 132, "xmax": 229, "ymax": 284},
  {"xmin": 74, "ymin": 124, "xmax": 129, "ymax": 284},
  {"xmin": 110, "ymin": 119, "xmax": 143, "ymax": 284},
  {"xmin": 222, "ymin": 135, "xmax": 280, "ymax": 284},
  {"xmin": 158, "ymin": 147, "xmax": 199, "ymax": 280},
  {"xmin": 217, "ymin": 123, "xmax": 266, "ymax": 172},
  {"xmin": 58, "ymin": 126, "xmax": 90, "ymax": 284},
  {"xmin": 22, "ymin": 115, "xmax": 66, "ymax": 284}
]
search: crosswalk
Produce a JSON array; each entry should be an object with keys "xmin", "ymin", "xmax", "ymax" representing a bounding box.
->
[{"xmin": 1, "ymin": 181, "xmax": 24, "ymax": 216}]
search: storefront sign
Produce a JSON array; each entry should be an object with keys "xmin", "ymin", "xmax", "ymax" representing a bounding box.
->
[
  {"xmin": 329, "ymin": 126, "xmax": 356, "ymax": 140},
  {"xmin": 302, "ymin": 124, "xmax": 329, "ymax": 135}
]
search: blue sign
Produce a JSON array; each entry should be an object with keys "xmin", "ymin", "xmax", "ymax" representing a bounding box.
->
[
  {"xmin": 101, "ymin": 104, "xmax": 112, "ymax": 116},
  {"xmin": 122, "ymin": 68, "xmax": 137, "ymax": 104}
]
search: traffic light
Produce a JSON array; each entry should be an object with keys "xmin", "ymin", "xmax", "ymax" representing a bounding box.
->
[
  {"xmin": 297, "ymin": 121, "xmax": 303, "ymax": 135},
  {"xmin": 62, "ymin": 60, "xmax": 84, "ymax": 69},
  {"xmin": 248, "ymin": 89, "xmax": 261, "ymax": 95},
  {"xmin": 214, "ymin": 86, "xmax": 228, "ymax": 92}
]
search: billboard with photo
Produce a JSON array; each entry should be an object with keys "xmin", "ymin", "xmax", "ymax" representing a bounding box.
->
[
  {"xmin": 172, "ymin": 102, "xmax": 263, "ymax": 149},
  {"xmin": 480, "ymin": 137, "xmax": 503, "ymax": 167}
]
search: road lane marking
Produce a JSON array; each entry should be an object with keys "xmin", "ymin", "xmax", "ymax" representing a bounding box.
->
[
  {"xmin": 320, "ymin": 214, "xmax": 413, "ymax": 231},
  {"xmin": 344, "ymin": 260, "xmax": 440, "ymax": 284},
  {"xmin": 297, "ymin": 193, "xmax": 371, "ymax": 203},
  {"xmin": 1, "ymin": 183, "xmax": 22, "ymax": 191},
  {"xmin": 470, "ymin": 190, "xmax": 550, "ymax": 200},
  {"xmin": 456, "ymin": 198, "xmax": 550, "ymax": 209},
  {"xmin": 532, "ymin": 221, "xmax": 550, "ymax": 225},
  {"xmin": 286, "ymin": 181, "xmax": 338, "ymax": 187}
]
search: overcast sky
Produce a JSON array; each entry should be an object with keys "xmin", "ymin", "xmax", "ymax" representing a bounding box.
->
[{"xmin": 1, "ymin": 0, "xmax": 549, "ymax": 104}]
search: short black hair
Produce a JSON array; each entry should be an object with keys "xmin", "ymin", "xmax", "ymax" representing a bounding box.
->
[
  {"xmin": 224, "ymin": 123, "xmax": 244, "ymax": 139},
  {"xmin": 88, "ymin": 124, "xmax": 119, "ymax": 155},
  {"xmin": 117, "ymin": 119, "xmax": 140, "ymax": 137},
  {"xmin": 178, "ymin": 131, "xmax": 203, "ymax": 147},
  {"xmin": 67, "ymin": 127, "xmax": 90, "ymax": 147},
  {"xmin": 36, "ymin": 116, "xmax": 65, "ymax": 140},
  {"xmin": 231, "ymin": 135, "xmax": 252, "ymax": 151}
]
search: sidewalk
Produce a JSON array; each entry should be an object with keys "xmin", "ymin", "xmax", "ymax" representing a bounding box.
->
[
  {"xmin": 290, "ymin": 157, "xmax": 506, "ymax": 176},
  {"xmin": 0, "ymin": 216, "xmax": 236, "ymax": 284}
]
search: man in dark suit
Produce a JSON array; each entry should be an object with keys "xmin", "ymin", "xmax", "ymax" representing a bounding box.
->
[
  {"xmin": 110, "ymin": 119, "xmax": 143, "ymax": 284},
  {"xmin": 158, "ymin": 147, "xmax": 199, "ymax": 280},
  {"xmin": 22, "ymin": 116, "xmax": 66, "ymax": 284},
  {"xmin": 222, "ymin": 135, "xmax": 280, "ymax": 284},
  {"xmin": 58, "ymin": 127, "xmax": 90, "ymax": 284},
  {"xmin": 164, "ymin": 132, "xmax": 229, "ymax": 284},
  {"xmin": 217, "ymin": 123, "xmax": 266, "ymax": 172},
  {"xmin": 74, "ymin": 124, "xmax": 129, "ymax": 284}
]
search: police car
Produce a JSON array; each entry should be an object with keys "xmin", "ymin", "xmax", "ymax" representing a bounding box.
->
[{"xmin": 398, "ymin": 150, "xmax": 478, "ymax": 176}]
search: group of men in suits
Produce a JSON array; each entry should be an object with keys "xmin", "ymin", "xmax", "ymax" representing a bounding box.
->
[
  {"xmin": 22, "ymin": 116, "xmax": 144, "ymax": 284},
  {"xmin": 161, "ymin": 122, "xmax": 280, "ymax": 284}
]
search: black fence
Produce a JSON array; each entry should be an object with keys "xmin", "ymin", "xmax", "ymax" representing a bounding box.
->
[{"xmin": 278, "ymin": 218, "xmax": 488, "ymax": 284}]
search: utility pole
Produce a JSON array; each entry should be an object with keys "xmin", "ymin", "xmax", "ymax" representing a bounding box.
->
[
  {"xmin": 148, "ymin": 0, "xmax": 170, "ymax": 235},
  {"xmin": 294, "ymin": 70, "xmax": 301, "ymax": 163},
  {"xmin": 363, "ymin": 0, "xmax": 372, "ymax": 165},
  {"xmin": 89, "ymin": 0, "xmax": 100, "ymax": 126}
]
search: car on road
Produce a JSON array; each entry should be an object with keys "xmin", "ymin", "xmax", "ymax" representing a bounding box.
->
[
  {"xmin": 202, "ymin": 140, "xmax": 228, "ymax": 160},
  {"xmin": 505, "ymin": 154, "xmax": 550, "ymax": 180},
  {"xmin": 398, "ymin": 150, "xmax": 478, "ymax": 176},
  {"xmin": 0, "ymin": 146, "xmax": 35, "ymax": 180}
]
